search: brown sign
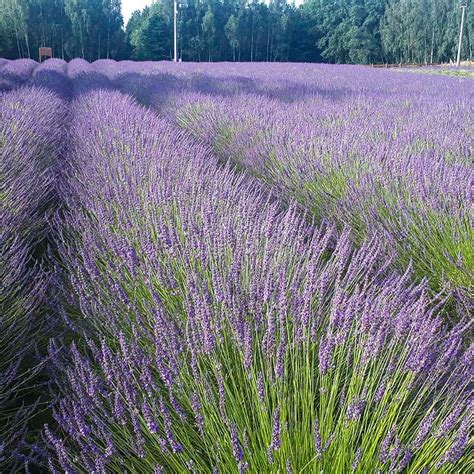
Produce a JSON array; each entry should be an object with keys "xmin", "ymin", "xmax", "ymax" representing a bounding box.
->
[{"xmin": 39, "ymin": 47, "xmax": 52, "ymax": 62}]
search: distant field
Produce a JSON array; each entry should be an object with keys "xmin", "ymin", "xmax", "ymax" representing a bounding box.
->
[
  {"xmin": 1, "ymin": 58, "xmax": 472, "ymax": 472},
  {"xmin": 396, "ymin": 65, "xmax": 474, "ymax": 77}
]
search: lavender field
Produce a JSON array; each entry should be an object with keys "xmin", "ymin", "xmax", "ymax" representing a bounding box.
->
[{"xmin": 1, "ymin": 58, "xmax": 472, "ymax": 473}]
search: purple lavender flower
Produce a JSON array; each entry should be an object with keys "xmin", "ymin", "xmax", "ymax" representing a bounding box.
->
[
  {"xmin": 412, "ymin": 411, "xmax": 436, "ymax": 449},
  {"xmin": 159, "ymin": 398, "xmax": 183, "ymax": 454},
  {"xmin": 352, "ymin": 447, "xmax": 362, "ymax": 471},
  {"xmin": 346, "ymin": 397, "xmax": 366, "ymax": 422},
  {"xmin": 379, "ymin": 427, "xmax": 396, "ymax": 465},
  {"xmin": 257, "ymin": 373, "xmax": 265, "ymax": 403},
  {"xmin": 230, "ymin": 424, "xmax": 244, "ymax": 463},
  {"xmin": 191, "ymin": 393, "xmax": 205, "ymax": 437},
  {"xmin": 397, "ymin": 448, "xmax": 413, "ymax": 471},
  {"xmin": 267, "ymin": 445, "xmax": 274, "ymax": 465},
  {"xmin": 113, "ymin": 391, "xmax": 127, "ymax": 426},
  {"xmin": 436, "ymin": 417, "xmax": 469, "ymax": 467},
  {"xmin": 44, "ymin": 425, "xmax": 74, "ymax": 473},
  {"xmin": 318, "ymin": 333, "xmax": 335, "ymax": 375},
  {"xmin": 142, "ymin": 400, "xmax": 158, "ymax": 434},
  {"xmin": 313, "ymin": 418, "xmax": 322, "ymax": 459},
  {"xmin": 271, "ymin": 408, "xmax": 281, "ymax": 450},
  {"xmin": 436, "ymin": 403, "xmax": 464, "ymax": 438}
]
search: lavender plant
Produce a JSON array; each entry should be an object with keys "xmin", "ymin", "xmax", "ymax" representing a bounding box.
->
[
  {"xmin": 0, "ymin": 58, "xmax": 471, "ymax": 472},
  {"xmin": 29, "ymin": 58, "xmax": 71, "ymax": 100},
  {"xmin": 0, "ymin": 85, "xmax": 68, "ymax": 468},
  {"xmin": 166, "ymin": 78, "xmax": 473, "ymax": 301},
  {"xmin": 46, "ymin": 90, "xmax": 473, "ymax": 473},
  {"xmin": 0, "ymin": 58, "xmax": 37, "ymax": 91},
  {"xmin": 91, "ymin": 61, "xmax": 472, "ymax": 301}
]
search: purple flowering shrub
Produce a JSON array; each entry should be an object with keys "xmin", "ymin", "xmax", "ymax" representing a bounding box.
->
[
  {"xmin": 45, "ymin": 90, "xmax": 473, "ymax": 473},
  {"xmin": 0, "ymin": 59, "xmax": 471, "ymax": 472},
  {"xmin": 94, "ymin": 61, "xmax": 472, "ymax": 299},
  {"xmin": 0, "ymin": 86, "xmax": 68, "ymax": 467},
  {"xmin": 29, "ymin": 58, "xmax": 71, "ymax": 100},
  {"xmin": 0, "ymin": 58, "xmax": 38, "ymax": 91},
  {"xmin": 178, "ymin": 89, "xmax": 471, "ymax": 299}
]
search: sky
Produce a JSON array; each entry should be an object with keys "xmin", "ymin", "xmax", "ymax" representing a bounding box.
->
[{"xmin": 122, "ymin": 0, "xmax": 153, "ymax": 24}]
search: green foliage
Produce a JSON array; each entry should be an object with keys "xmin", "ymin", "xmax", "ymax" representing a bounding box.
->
[
  {"xmin": 225, "ymin": 14, "xmax": 239, "ymax": 60},
  {"xmin": 303, "ymin": 0, "xmax": 386, "ymax": 64},
  {"xmin": 129, "ymin": 3, "xmax": 173, "ymax": 61},
  {"xmin": 0, "ymin": 0, "xmax": 125, "ymax": 61},
  {"xmin": 381, "ymin": 0, "xmax": 473, "ymax": 64},
  {"xmin": 1, "ymin": 0, "xmax": 473, "ymax": 63},
  {"xmin": 202, "ymin": 6, "xmax": 216, "ymax": 61}
]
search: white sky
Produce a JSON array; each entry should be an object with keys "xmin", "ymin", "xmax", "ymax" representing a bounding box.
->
[
  {"xmin": 122, "ymin": 0, "xmax": 153, "ymax": 24},
  {"xmin": 121, "ymin": 0, "xmax": 304, "ymax": 25}
]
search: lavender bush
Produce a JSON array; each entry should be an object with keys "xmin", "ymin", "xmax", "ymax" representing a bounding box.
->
[
  {"xmin": 45, "ymin": 90, "xmax": 472, "ymax": 473},
  {"xmin": 164, "ymin": 70, "xmax": 472, "ymax": 300},
  {"xmin": 0, "ymin": 58, "xmax": 38, "ymax": 91},
  {"xmin": 0, "ymin": 85, "xmax": 68, "ymax": 467},
  {"xmin": 28, "ymin": 58, "xmax": 71, "ymax": 100},
  {"xmin": 93, "ymin": 60, "xmax": 473, "ymax": 300},
  {"xmin": 0, "ymin": 59, "xmax": 471, "ymax": 472}
]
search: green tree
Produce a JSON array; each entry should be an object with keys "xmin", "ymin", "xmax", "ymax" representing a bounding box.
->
[
  {"xmin": 381, "ymin": 0, "xmax": 473, "ymax": 64},
  {"xmin": 305, "ymin": 0, "xmax": 385, "ymax": 64},
  {"xmin": 225, "ymin": 13, "xmax": 239, "ymax": 60},
  {"xmin": 202, "ymin": 5, "xmax": 216, "ymax": 60},
  {"xmin": 2, "ymin": 0, "xmax": 471, "ymax": 65},
  {"xmin": 102, "ymin": 0, "xmax": 123, "ymax": 59},
  {"xmin": 1, "ymin": 0, "xmax": 30, "ymax": 58}
]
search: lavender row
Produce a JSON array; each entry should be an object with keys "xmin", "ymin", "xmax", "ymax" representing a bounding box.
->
[
  {"xmin": 28, "ymin": 58, "xmax": 72, "ymax": 100},
  {"xmin": 88, "ymin": 60, "xmax": 473, "ymax": 300},
  {"xmin": 0, "ymin": 85, "xmax": 68, "ymax": 468},
  {"xmin": 170, "ymin": 72, "xmax": 471, "ymax": 300},
  {"xmin": 0, "ymin": 57, "xmax": 69, "ymax": 94},
  {"xmin": 0, "ymin": 58, "xmax": 471, "ymax": 470},
  {"xmin": 0, "ymin": 58, "xmax": 38, "ymax": 91},
  {"xmin": 46, "ymin": 89, "xmax": 473, "ymax": 472}
]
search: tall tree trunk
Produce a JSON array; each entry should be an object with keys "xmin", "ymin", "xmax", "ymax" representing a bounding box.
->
[
  {"xmin": 14, "ymin": 23, "xmax": 21, "ymax": 58},
  {"xmin": 270, "ymin": 28, "xmax": 274, "ymax": 62},
  {"xmin": 430, "ymin": 24, "xmax": 435, "ymax": 64},
  {"xmin": 255, "ymin": 31, "xmax": 259, "ymax": 60},
  {"xmin": 250, "ymin": 13, "xmax": 254, "ymax": 62},
  {"xmin": 24, "ymin": 31, "xmax": 30, "ymax": 58},
  {"xmin": 80, "ymin": 27, "xmax": 85, "ymax": 59},
  {"xmin": 40, "ymin": 1, "xmax": 46, "ymax": 46},
  {"xmin": 98, "ymin": 31, "xmax": 101, "ymax": 59},
  {"xmin": 266, "ymin": 24, "xmax": 271, "ymax": 61},
  {"xmin": 196, "ymin": 22, "xmax": 201, "ymax": 62},
  {"xmin": 107, "ymin": 23, "xmax": 110, "ymax": 59}
]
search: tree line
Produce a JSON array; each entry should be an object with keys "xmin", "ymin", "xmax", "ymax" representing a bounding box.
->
[{"xmin": 0, "ymin": 0, "xmax": 472, "ymax": 64}]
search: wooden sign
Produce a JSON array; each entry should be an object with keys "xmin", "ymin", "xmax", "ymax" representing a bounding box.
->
[{"xmin": 39, "ymin": 47, "xmax": 53, "ymax": 62}]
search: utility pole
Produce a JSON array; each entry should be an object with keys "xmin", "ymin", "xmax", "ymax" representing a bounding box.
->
[
  {"xmin": 174, "ymin": 0, "xmax": 178, "ymax": 62},
  {"xmin": 456, "ymin": 5, "xmax": 467, "ymax": 67}
]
